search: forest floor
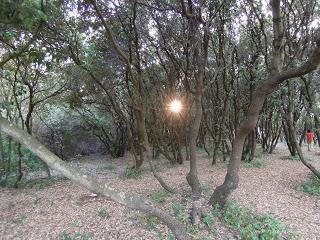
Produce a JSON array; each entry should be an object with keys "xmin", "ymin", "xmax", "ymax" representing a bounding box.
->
[{"xmin": 0, "ymin": 143, "xmax": 320, "ymax": 240}]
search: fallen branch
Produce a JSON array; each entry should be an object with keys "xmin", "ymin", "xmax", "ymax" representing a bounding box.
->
[{"xmin": 0, "ymin": 117, "xmax": 190, "ymax": 240}]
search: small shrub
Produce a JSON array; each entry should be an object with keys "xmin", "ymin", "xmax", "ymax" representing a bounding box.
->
[
  {"xmin": 123, "ymin": 167, "xmax": 143, "ymax": 179},
  {"xmin": 138, "ymin": 215, "xmax": 161, "ymax": 231},
  {"xmin": 71, "ymin": 220, "xmax": 80, "ymax": 228},
  {"xmin": 212, "ymin": 201, "xmax": 291, "ymax": 240},
  {"xmin": 187, "ymin": 225, "xmax": 199, "ymax": 234},
  {"xmin": 297, "ymin": 174, "xmax": 320, "ymax": 196},
  {"xmin": 171, "ymin": 203, "xmax": 188, "ymax": 223},
  {"xmin": 151, "ymin": 190, "xmax": 170, "ymax": 203},
  {"xmin": 12, "ymin": 214, "xmax": 27, "ymax": 224},
  {"xmin": 167, "ymin": 233, "xmax": 175, "ymax": 240},
  {"xmin": 0, "ymin": 173, "xmax": 21, "ymax": 188},
  {"xmin": 202, "ymin": 213, "xmax": 214, "ymax": 228},
  {"xmin": 32, "ymin": 197, "xmax": 41, "ymax": 204},
  {"xmin": 97, "ymin": 208, "xmax": 109, "ymax": 219},
  {"xmin": 61, "ymin": 230, "xmax": 90, "ymax": 240},
  {"xmin": 243, "ymin": 160, "xmax": 265, "ymax": 168}
]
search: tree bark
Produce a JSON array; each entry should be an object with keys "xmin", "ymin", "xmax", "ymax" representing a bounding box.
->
[
  {"xmin": 14, "ymin": 143, "xmax": 23, "ymax": 188},
  {"xmin": 140, "ymin": 109, "xmax": 176, "ymax": 193},
  {"xmin": 0, "ymin": 131, "xmax": 4, "ymax": 171},
  {"xmin": 187, "ymin": 93, "xmax": 203, "ymax": 196}
]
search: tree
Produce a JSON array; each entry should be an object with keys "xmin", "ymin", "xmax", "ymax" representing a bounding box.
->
[{"xmin": 210, "ymin": 0, "xmax": 320, "ymax": 206}]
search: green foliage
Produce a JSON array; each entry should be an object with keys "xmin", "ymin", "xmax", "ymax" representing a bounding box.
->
[
  {"xmin": 280, "ymin": 155, "xmax": 311, "ymax": 162},
  {"xmin": 0, "ymin": 135, "xmax": 46, "ymax": 188},
  {"xmin": 202, "ymin": 213, "xmax": 214, "ymax": 228},
  {"xmin": 280, "ymin": 155, "xmax": 300, "ymax": 161},
  {"xmin": 61, "ymin": 230, "xmax": 90, "ymax": 240},
  {"xmin": 12, "ymin": 214, "xmax": 27, "ymax": 224},
  {"xmin": 2, "ymin": 136, "xmax": 43, "ymax": 171},
  {"xmin": 97, "ymin": 208, "xmax": 109, "ymax": 219},
  {"xmin": 187, "ymin": 225, "xmax": 199, "ymax": 234},
  {"xmin": 243, "ymin": 160, "xmax": 266, "ymax": 168},
  {"xmin": 0, "ymin": 175, "xmax": 67, "ymax": 190},
  {"xmin": 0, "ymin": 173, "xmax": 18, "ymax": 188},
  {"xmin": 71, "ymin": 220, "xmax": 80, "ymax": 228},
  {"xmin": 171, "ymin": 203, "xmax": 188, "ymax": 223},
  {"xmin": 211, "ymin": 201, "xmax": 290, "ymax": 240},
  {"xmin": 32, "ymin": 197, "xmax": 41, "ymax": 204},
  {"xmin": 139, "ymin": 215, "xmax": 161, "ymax": 231},
  {"xmin": 0, "ymin": 0, "xmax": 48, "ymax": 30},
  {"xmin": 167, "ymin": 233, "xmax": 175, "ymax": 240},
  {"xmin": 123, "ymin": 167, "xmax": 143, "ymax": 179},
  {"xmin": 151, "ymin": 190, "xmax": 170, "ymax": 203},
  {"xmin": 297, "ymin": 174, "xmax": 320, "ymax": 196}
]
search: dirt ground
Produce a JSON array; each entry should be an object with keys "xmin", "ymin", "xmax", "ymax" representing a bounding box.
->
[{"xmin": 0, "ymin": 143, "xmax": 319, "ymax": 240}]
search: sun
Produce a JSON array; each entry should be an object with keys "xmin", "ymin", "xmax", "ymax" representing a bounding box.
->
[{"xmin": 169, "ymin": 99, "xmax": 182, "ymax": 113}]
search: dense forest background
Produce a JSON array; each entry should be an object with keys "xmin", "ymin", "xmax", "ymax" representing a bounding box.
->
[{"xmin": 1, "ymin": 0, "xmax": 320, "ymax": 239}]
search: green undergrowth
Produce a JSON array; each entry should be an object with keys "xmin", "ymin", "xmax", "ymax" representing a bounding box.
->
[
  {"xmin": 212, "ymin": 201, "xmax": 296, "ymax": 240},
  {"xmin": 280, "ymin": 155, "xmax": 312, "ymax": 162},
  {"xmin": 297, "ymin": 174, "xmax": 320, "ymax": 196},
  {"xmin": 0, "ymin": 174, "xmax": 67, "ymax": 189},
  {"xmin": 97, "ymin": 208, "xmax": 110, "ymax": 219},
  {"xmin": 122, "ymin": 167, "xmax": 143, "ymax": 179},
  {"xmin": 243, "ymin": 159, "xmax": 266, "ymax": 168},
  {"xmin": 61, "ymin": 230, "xmax": 90, "ymax": 240},
  {"xmin": 151, "ymin": 190, "xmax": 171, "ymax": 203},
  {"xmin": 142, "ymin": 192, "xmax": 296, "ymax": 240}
]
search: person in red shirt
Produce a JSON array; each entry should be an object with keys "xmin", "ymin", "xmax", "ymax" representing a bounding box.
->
[{"xmin": 306, "ymin": 129, "xmax": 314, "ymax": 151}]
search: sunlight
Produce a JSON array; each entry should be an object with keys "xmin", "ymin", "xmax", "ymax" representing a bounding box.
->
[{"xmin": 169, "ymin": 99, "xmax": 182, "ymax": 113}]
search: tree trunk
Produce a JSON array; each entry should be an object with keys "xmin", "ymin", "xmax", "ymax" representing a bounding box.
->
[
  {"xmin": 299, "ymin": 122, "xmax": 307, "ymax": 147},
  {"xmin": 14, "ymin": 143, "xmax": 23, "ymax": 188},
  {"xmin": 186, "ymin": 92, "xmax": 203, "ymax": 224},
  {"xmin": 136, "ymin": 113, "xmax": 145, "ymax": 169},
  {"xmin": 209, "ymin": 89, "xmax": 266, "ymax": 205},
  {"xmin": 5, "ymin": 136, "xmax": 12, "ymax": 178},
  {"xmin": 286, "ymin": 113, "xmax": 320, "ymax": 179},
  {"xmin": 314, "ymin": 116, "xmax": 320, "ymax": 148},
  {"xmin": 0, "ymin": 131, "xmax": 4, "ymax": 171}
]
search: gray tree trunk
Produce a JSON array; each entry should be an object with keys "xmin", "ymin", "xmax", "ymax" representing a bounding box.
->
[{"xmin": 0, "ymin": 131, "xmax": 4, "ymax": 170}]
